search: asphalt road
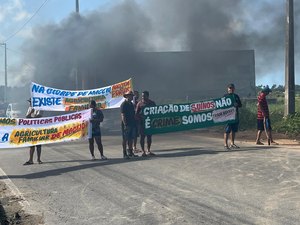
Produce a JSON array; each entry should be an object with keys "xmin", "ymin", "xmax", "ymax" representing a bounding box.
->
[{"xmin": 0, "ymin": 131, "xmax": 299, "ymax": 225}]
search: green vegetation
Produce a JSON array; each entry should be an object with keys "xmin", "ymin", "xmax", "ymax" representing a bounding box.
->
[{"xmin": 240, "ymin": 85, "xmax": 300, "ymax": 138}]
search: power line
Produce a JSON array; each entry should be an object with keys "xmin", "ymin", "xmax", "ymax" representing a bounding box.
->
[
  {"xmin": 5, "ymin": 47, "xmax": 32, "ymax": 67},
  {"xmin": 4, "ymin": 0, "xmax": 50, "ymax": 43},
  {"xmin": 6, "ymin": 47, "xmax": 26, "ymax": 56},
  {"xmin": 6, "ymin": 47, "xmax": 36, "ymax": 70}
]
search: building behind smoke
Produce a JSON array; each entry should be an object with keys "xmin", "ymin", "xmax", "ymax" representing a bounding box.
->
[
  {"xmin": 2, "ymin": 50, "xmax": 255, "ymax": 106},
  {"xmin": 84, "ymin": 50, "xmax": 256, "ymax": 103}
]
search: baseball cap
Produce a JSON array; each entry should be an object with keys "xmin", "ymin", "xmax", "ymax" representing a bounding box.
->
[
  {"xmin": 227, "ymin": 83, "xmax": 235, "ymax": 89},
  {"xmin": 262, "ymin": 85, "xmax": 272, "ymax": 93},
  {"xmin": 123, "ymin": 90, "xmax": 134, "ymax": 97}
]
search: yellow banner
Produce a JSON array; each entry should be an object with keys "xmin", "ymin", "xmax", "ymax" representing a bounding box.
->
[{"xmin": 0, "ymin": 109, "xmax": 91, "ymax": 148}]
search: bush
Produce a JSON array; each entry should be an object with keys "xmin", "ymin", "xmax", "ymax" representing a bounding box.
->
[
  {"xmin": 239, "ymin": 103, "xmax": 257, "ymax": 130},
  {"xmin": 239, "ymin": 100, "xmax": 300, "ymax": 137},
  {"xmin": 274, "ymin": 112, "xmax": 300, "ymax": 137}
]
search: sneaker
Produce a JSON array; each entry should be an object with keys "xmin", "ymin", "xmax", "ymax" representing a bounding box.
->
[
  {"xmin": 101, "ymin": 155, "xmax": 108, "ymax": 160},
  {"xmin": 91, "ymin": 156, "xmax": 96, "ymax": 160},
  {"xmin": 224, "ymin": 145, "xmax": 230, "ymax": 151},
  {"xmin": 133, "ymin": 148, "xmax": 142, "ymax": 153},
  {"xmin": 142, "ymin": 152, "xmax": 147, "ymax": 157},
  {"xmin": 230, "ymin": 144, "xmax": 240, "ymax": 149},
  {"xmin": 127, "ymin": 148, "xmax": 138, "ymax": 157}
]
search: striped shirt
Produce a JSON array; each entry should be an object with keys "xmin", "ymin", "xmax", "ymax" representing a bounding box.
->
[{"xmin": 257, "ymin": 92, "xmax": 269, "ymax": 119}]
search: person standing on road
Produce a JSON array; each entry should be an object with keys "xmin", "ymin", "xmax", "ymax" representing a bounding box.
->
[
  {"xmin": 121, "ymin": 91, "xmax": 137, "ymax": 159},
  {"xmin": 89, "ymin": 100, "xmax": 107, "ymax": 160},
  {"xmin": 24, "ymin": 98, "xmax": 43, "ymax": 165},
  {"xmin": 132, "ymin": 90, "xmax": 140, "ymax": 153},
  {"xmin": 223, "ymin": 83, "xmax": 242, "ymax": 150},
  {"xmin": 136, "ymin": 91, "xmax": 156, "ymax": 156},
  {"xmin": 255, "ymin": 86, "xmax": 277, "ymax": 145}
]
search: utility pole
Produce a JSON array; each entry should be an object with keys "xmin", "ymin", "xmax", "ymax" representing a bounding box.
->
[
  {"xmin": 76, "ymin": 0, "xmax": 79, "ymax": 13},
  {"xmin": 284, "ymin": 0, "xmax": 295, "ymax": 116},
  {"xmin": 0, "ymin": 43, "xmax": 7, "ymax": 103},
  {"xmin": 76, "ymin": 0, "xmax": 85, "ymax": 89},
  {"xmin": 75, "ymin": 0, "xmax": 80, "ymax": 90}
]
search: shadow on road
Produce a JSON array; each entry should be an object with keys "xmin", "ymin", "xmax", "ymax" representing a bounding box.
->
[
  {"xmin": 0, "ymin": 145, "xmax": 278, "ymax": 180},
  {"xmin": 158, "ymin": 145, "xmax": 278, "ymax": 156},
  {"xmin": 157, "ymin": 147, "xmax": 217, "ymax": 157}
]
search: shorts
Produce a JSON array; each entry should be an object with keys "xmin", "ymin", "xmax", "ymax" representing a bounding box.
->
[
  {"xmin": 122, "ymin": 125, "xmax": 137, "ymax": 140},
  {"xmin": 257, "ymin": 118, "xmax": 272, "ymax": 131},
  {"xmin": 137, "ymin": 122, "xmax": 144, "ymax": 136},
  {"xmin": 31, "ymin": 145, "xmax": 41, "ymax": 149},
  {"xmin": 134, "ymin": 124, "xmax": 139, "ymax": 138},
  {"xmin": 92, "ymin": 127, "xmax": 101, "ymax": 137},
  {"xmin": 225, "ymin": 122, "xmax": 239, "ymax": 133}
]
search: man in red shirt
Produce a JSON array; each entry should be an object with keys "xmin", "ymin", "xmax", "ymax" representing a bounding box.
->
[
  {"xmin": 136, "ymin": 91, "xmax": 156, "ymax": 156},
  {"xmin": 255, "ymin": 86, "xmax": 277, "ymax": 145}
]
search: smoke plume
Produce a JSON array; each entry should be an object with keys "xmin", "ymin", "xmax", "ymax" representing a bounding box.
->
[{"xmin": 18, "ymin": 0, "xmax": 299, "ymax": 94}]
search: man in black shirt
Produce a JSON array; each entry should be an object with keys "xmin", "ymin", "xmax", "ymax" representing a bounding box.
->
[
  {"xmin": 121, "ymin": 91, "xmax": 137, "ymax": 158},
  {"xmin": 223, "ymin": 83, "xmax": 242, "ymax": 150}
]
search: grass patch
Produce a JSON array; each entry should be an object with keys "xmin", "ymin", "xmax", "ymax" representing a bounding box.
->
[{"xmin": 239, "ymin": 96, "xmax": 300, "ymax": 138}]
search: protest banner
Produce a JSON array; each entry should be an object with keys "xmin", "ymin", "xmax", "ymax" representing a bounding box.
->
[
  {"xmin": 30, "ymin": 78, "xmax": 133, "ymax": 111},
  {"xmin": 0, "ymin": 109, "xmax": 91, "ymax": 148},
  {"xmin": 142, "ymin": 95, "xmax": 237, "ymax": 135}
]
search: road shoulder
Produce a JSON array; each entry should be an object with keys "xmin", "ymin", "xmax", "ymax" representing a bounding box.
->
[{"xmin": 0, "ymin": 170, "xmax": 44, "ymax": 225}]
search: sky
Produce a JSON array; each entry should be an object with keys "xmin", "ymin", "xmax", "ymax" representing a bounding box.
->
[{"xmin": 0, "ymin": 0, "xmax": 299, "ymax": 88}]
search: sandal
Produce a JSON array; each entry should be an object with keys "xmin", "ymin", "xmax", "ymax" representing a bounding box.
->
[
  {"xmin": 256, "ymin": 141, "xmax": 264, "ymax": 145},
  {"xmin": 23, "ymin": 161, "xmax": 33, "ymax": 165},
  {"xmin": 134, "ymin": 149, "xmax": 142, "ymax": 153}
]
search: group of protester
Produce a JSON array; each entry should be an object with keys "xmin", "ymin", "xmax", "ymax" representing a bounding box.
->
[
  {"xmin": 23, "ymin": 90, "xmax": 157, "ymax": 164},
  {"xmin": 121, "ymin": 90, "xmax": 156, "ymax": 159},
  {"xmin": 223, "ymin": 83, "xmax": 277, "ymax": 151},
  {"xmin": 24, "ymin": 84, "xmax": 276, "ymax": 164}
]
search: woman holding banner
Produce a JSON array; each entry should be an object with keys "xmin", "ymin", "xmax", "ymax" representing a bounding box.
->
[
  {"xmin": 23, "ymin": 98, "xmax": 43, "ymax": 165},
  {"xmin": 89, "ymin": 100, "xmax": 107, "ymax": 160}
]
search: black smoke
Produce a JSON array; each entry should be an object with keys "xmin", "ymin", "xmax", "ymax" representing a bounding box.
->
[{"xmin": 19, "ymin": 0, "xmax": 299, "ymax": 92}]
